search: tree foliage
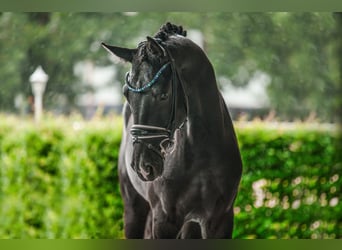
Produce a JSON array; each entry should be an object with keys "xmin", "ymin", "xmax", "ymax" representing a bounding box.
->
[{"xmin": 0, "ymin": 12, "xmax": 339, "ymax": 121}]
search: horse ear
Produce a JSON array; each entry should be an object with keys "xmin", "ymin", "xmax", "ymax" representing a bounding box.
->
[
  {"xmin": 101, "ymin": 42, "xmax": 136, "ymax": 62},
  {"xmin": 146, "ymin": 36, "xmax": 166, "ymax": 57}
]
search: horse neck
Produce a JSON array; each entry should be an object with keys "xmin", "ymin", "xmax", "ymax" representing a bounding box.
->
[
  {"xmin": 168, "ymin": 40, "xmax": 230, "ymax": 142},
  {"xmin": 179, "ymin": 65, "xmax": 230, "ymax": 143}
]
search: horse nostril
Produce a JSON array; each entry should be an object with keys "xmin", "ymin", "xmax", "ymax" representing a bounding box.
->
[{"xmin": 140, "ymin": 164, "xmax": 154, "ymax": 179}]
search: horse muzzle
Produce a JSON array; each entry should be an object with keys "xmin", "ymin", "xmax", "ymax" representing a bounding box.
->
[
  {"xmin": 131, "ymin": 152, "xmax": 164, "ymax": 182},
  {"xmin": 130, "ymin": 124, "xmax": 178, "ymax": 181}
]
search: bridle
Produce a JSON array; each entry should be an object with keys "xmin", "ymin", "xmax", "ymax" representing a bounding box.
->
[{"xmin": 124, "ymin": 40, "xmax": 187, "ymax": 159}]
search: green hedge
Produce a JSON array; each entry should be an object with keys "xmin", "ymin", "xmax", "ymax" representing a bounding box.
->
[
  {"xmin": 0, "ymin": 116, "xmax": 123, "ymax": 238},
  {"xmin": 0, "ymin": 116, "xmax": 341, "ymax": 239},
  {"xmin": 234, "ymin": 122, "xmax": 341, "ymax": 239}
]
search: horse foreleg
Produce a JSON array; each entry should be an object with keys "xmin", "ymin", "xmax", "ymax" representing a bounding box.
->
[
  {"xmin": 151, "ymin": 204, "xmax": 179, "ymax": 238},
  {"xmin": 177, "ymin": 220, "xmax": 202, "ymax": 239},
  {"xmin": 206, "ymin": 206, "xmax": 235, "ymax": 239},
  {"xmin": 119, "ymin": 169, "xmax": 150, "ymax": 238},
  {"xmin": 143, "ymin": 210, "xmax": 153, "ymax": 238}
]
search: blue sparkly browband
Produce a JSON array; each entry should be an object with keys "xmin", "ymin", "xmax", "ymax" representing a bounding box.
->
[{"xmin": 125, "ymin": 62, "xmax": 171, "ymax": 93}]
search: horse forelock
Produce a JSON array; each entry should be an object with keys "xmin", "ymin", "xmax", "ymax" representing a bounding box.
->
[{"xmin": 131, "ymin": 22, "xmax": 196, "ymax": 87}]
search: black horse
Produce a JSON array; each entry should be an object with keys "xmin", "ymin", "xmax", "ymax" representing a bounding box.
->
[{"xmin": 102, "ymin": 23, "xmax": 242, "ymax": 239}]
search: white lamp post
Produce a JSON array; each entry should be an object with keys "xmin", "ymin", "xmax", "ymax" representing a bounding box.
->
[{"xmin": 29, "ymin": 66, "xmax": 48, "ymax": 122}]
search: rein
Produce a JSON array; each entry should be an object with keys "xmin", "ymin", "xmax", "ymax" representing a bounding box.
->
[{"xmin": 125, "ymin": 42, "xmax": 187, "ymax": 159}]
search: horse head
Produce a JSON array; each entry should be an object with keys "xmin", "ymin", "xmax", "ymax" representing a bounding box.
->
[{"xmin": 102, "ymin": 23, "xmax": 188, "ymax": 181}]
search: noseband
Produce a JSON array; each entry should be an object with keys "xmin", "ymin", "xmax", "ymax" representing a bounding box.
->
[{"xmin": 124, "ymin": 42, "xmax": 187, "ymax": 159}]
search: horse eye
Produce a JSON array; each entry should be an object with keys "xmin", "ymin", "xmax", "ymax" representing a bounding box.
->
[
  {"xmin": 160, "ymin": 93, "xmax": 169, "ymax": 100},
  {"xmin": 125, "ymin": 72, "xmax": 130, "ymax": 84},
  {"xmin": 122, "ymin": 84, "xmax": 129, "ymax": 98}
]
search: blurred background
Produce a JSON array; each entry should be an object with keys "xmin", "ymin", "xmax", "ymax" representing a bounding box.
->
[
  {"xmin": 0, "ymin": 12, "xmax": 340, "ymax": 122},
  {"xmin": 0, "ymin": 12, "xmax": 341, "ymax": 239}
]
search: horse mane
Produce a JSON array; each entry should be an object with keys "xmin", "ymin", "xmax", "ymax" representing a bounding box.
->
[{"xmin": 154, "ymin": 22, "xmax": 187, "ymax": 41}]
